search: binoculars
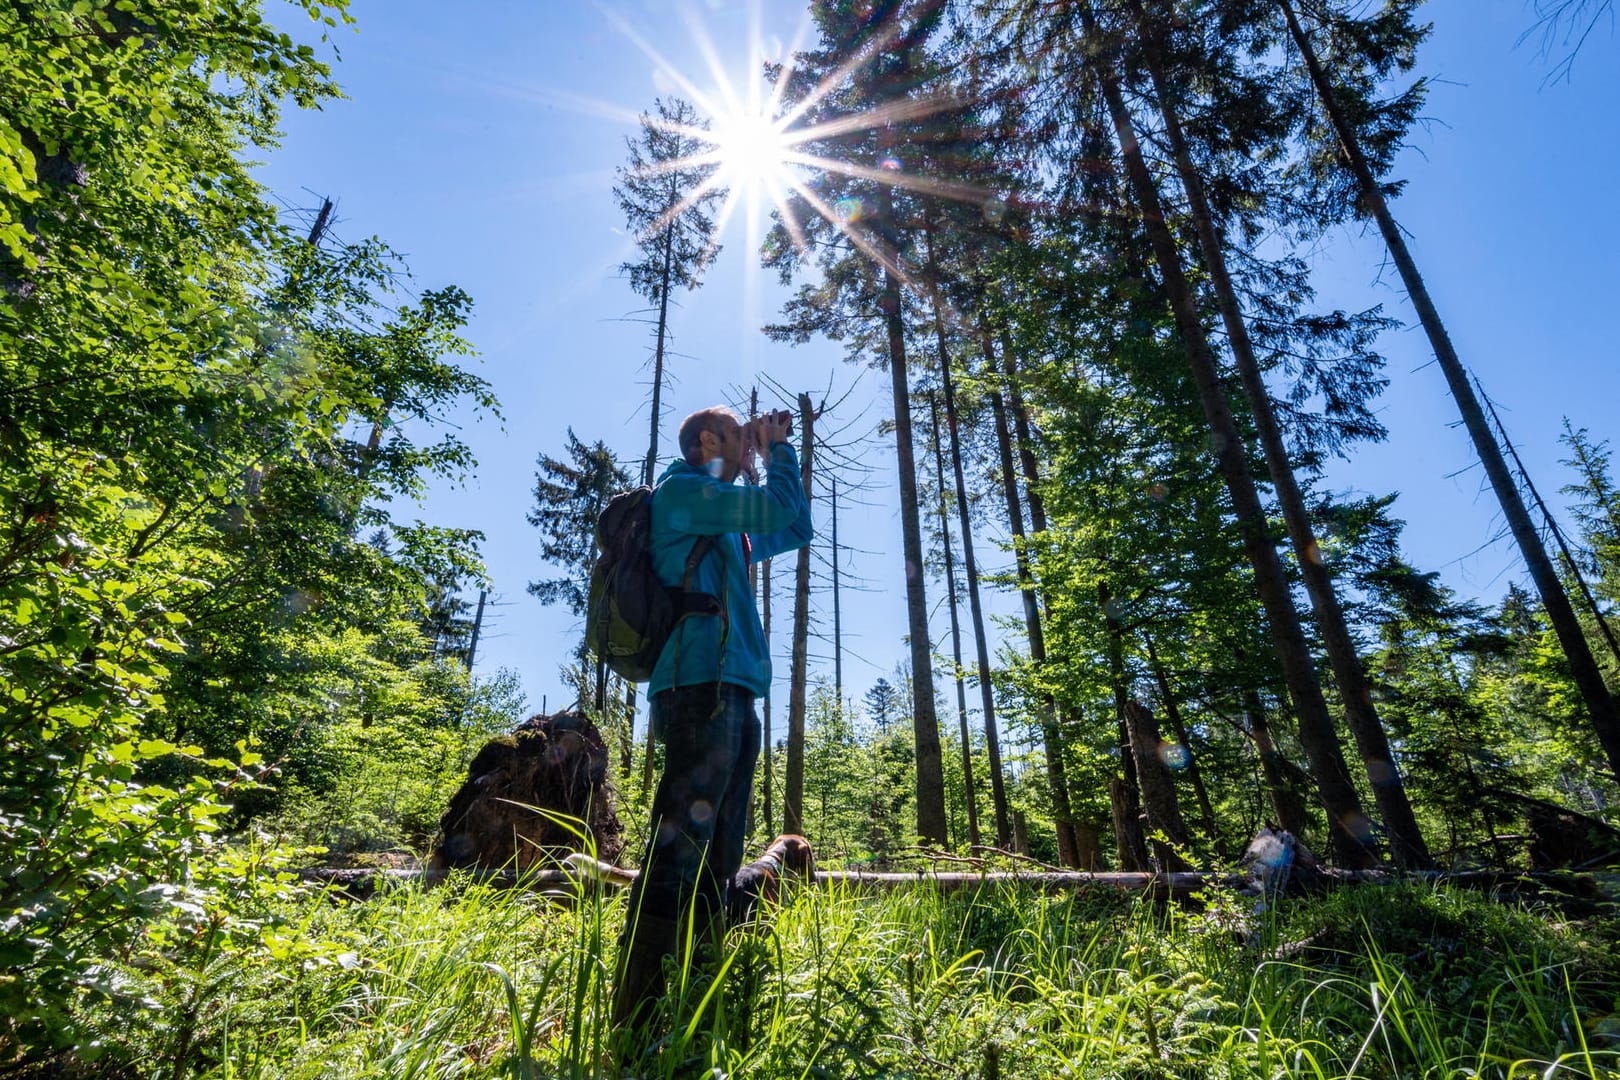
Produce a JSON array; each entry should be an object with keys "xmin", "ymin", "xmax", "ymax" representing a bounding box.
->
[{"xmin": 762, "ymin": 408, "xmax": 794, "ymax": 438}]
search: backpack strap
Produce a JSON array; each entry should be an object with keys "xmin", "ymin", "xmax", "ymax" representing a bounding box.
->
[
  {"xmin": 667, "ymin": 534, "xmax": 729, "ymax": 690},
  {"xmin": 680, "ymin": 535, "xmax": 717, "ymax": 590},
  {"xmin": 672, "ymin": 535, "xmax": 723, "ymax": 617}
]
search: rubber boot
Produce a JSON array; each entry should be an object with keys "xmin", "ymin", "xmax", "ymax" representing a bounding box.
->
[{"xmin": 609, "ymin": 913, "xmax": 680, "ymax": 1067}]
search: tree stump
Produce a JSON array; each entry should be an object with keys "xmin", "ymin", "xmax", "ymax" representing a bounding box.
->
[{"xmin": 429, "ymin": 710, "xmax": 626, "ymax": 872}]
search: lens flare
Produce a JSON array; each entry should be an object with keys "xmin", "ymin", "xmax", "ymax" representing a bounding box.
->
[{"xmin": 1159, "ymin": 741, "xmax": 1190, "ymax": 770}]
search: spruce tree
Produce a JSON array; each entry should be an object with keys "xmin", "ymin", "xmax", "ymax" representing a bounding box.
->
[
  {"xmin": 1278, "ymin": 0, "xmax": 1620, "ymax": 784},
  {"xmin": 764, "ymin": 0, "xmax": 964, "ymax": 844},
  {"xmin": 526, "ymin": 431, "xmax": 630, "ymax": 712},
  {"xmin": 614, "ymin": 96, "xmax": 723, "ymax": 488}
]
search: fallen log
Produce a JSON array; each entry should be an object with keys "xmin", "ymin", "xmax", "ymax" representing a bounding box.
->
[
  {"xmin": 296, "ymin": 862, "xmax": 1617, "ymax": 917},
  {"xmin": 299, "ymin": 828, "xmax": 1617, "ymax": 915},
  {"xmin": 298, "ymin": 862, "xmax": 1383, "ymax": 899}
]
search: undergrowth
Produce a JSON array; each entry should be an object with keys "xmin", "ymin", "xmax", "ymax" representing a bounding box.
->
[{"xmin": 63, "ymin": 879, "xmax": 1620, "ymax": 1079}]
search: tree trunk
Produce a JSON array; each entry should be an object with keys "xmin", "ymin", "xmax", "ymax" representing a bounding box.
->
[
  {"xmin": 832, "ymin": 475, "xmax": 844, "ymax": 719},
  {"xmin": 875, "ymin": 188, "xmax": 948, "ymax": 844},
  {"xmin": 1109, "ymin": 777, "xmax": 1150, "ymax": 872},
  {"xmin": 1279, "ymin": 0, "xmax": 1620, "ymax": 784},
  {"xmin": 1486, "ymin": 394, "xmax": 1620, "ymax": 674},
  {"xmin": 932, "ymin": 314, "xmax": 998, "ymax": 851},
  {"xmin": 1124, "ymin": 701, "xmax": 1194, "ymax": 870},
  {"xmin": 1247, "ymin": 689, "xmax": 1310, "ymax": 837},
  {"xmin": 1002, "ymin": 336, "xmax": 1104, "ymax": 866},
  {"xmin": 984, "ymin": 329, "xmax": 1073, "ymax": 860},
  {"xmin": 642, "ymin": 178, "xmax": 677, "ymax": 484},
  {"xmin": 762, "ymin": 557, "xmax": 773, "ymax": 836},
  {"xmin": 1143, "ymin": 633, "xmax": 1222, "ymax": 856},
  {"xmin": 1001, "ymin": 339, "xmax": 1048, "ymax": 535},
  {"xmin": 1087, "ymin": 22, "xmax": 1376, "ymax": 867},
  {"xmin": 635, "ymin": 196, "xmax": 679, "ymax": 801},
  {"xmin": 1002, "ymin": 343, "xmax": 1100, "ymax": 866},
  {"xmin": 1101, "ymin": 586, "xmax": 1140, "ymax": 799},
  {"xmin": 1102, "ymin": 580, "xmax": 1142, "ymax": 863},
  {"xmin": 465, "ymin": 589, "xmax": 486, "ymax": 673},
  {"xmin": 1136, "ymin": 17, "xmax": 1431, "ymax": 869},
  {"xmin": 785, "ymin": 393, "xmax": 816, "ymax": 836},
  {"xmin": 927, "ymin": 388, "xmax": 982, "ymax": 848},
  {"xmin": 615, "ymin": 676, "xmax": 633, "ymax": 781}
]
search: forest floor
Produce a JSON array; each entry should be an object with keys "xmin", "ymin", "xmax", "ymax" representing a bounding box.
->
[{"xmin": 66, "ymin": 873, "xmax": 1620, "ymax": 1079}]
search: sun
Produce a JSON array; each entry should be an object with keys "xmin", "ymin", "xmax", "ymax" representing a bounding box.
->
[
  {"xmin": 595, "ymin": 0, "xmax": 986, "ymax": 280},
  {"xmin": 709, "ymin": 109, "xmax": 792, "ymax": 196}
]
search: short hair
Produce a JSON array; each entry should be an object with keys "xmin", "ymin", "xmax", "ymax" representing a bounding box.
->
[{"xmin": 678, "ymin": 406, "xmax": 741, "ymax": 466}]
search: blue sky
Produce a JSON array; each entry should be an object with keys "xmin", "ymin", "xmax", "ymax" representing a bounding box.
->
[{"xmin": 256, "ymin": 0, "xmax": 1619, "ymax": 720}]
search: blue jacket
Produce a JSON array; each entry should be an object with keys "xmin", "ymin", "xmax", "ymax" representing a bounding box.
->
[{"xmin": 648, "ymin": 441, "xmax": 814, "ymax": 697}]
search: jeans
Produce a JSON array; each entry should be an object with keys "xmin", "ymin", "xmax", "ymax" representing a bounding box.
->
[{"xmin": 623, "ymin": 681, "xmax": 761, "ymax": 928}]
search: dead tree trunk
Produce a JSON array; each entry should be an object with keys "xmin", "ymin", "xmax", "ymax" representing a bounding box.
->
[
  {"xmin": 831, "ymin": 475, "xmax": 844, "ymax": 717},
  {"xmin": 762, "ymin": 557, "xmax": 773, "ymax": 836},
  {"xmin": 1109, "ymin": 777, "xmax": 1150, "ymax": 873},
  {"xmin": 785, "ymin": 393, "xmax": 818, "ymax": 835}
]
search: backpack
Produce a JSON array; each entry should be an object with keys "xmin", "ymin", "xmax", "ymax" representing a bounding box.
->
[{"xmin": 585, "ymin": 486, "xmax": 722, "ymax": 684}]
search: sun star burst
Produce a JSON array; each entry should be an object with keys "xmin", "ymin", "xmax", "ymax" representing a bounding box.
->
[{"xmin": 598, "ymin": 0, "xmax": 995, "ymax": 293}]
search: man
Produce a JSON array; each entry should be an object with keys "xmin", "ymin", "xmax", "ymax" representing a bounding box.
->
[{"xmin": 610, "ymin": 404, "xmax": 812, "ymax": 1041}]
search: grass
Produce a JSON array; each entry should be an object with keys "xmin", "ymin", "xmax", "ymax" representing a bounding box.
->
[{"xmin": 79, "ymin": 877, "xmax": 1620, "ymax": 1079}]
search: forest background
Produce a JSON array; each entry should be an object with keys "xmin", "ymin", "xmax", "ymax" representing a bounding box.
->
[
  {"xmin": 5, "ymin": 0, "xmax": 1620, "ymax": 1076},
  {"xmin": 250, "ymin": 0, "xmax": 1619, "ymax": 722}
]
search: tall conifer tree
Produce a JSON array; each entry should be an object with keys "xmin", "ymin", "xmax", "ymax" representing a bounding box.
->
[
  {"xmin": 614, "ymin": 96, "xmax": 724, "ymax": 489},
  {"xmin": 764, "ymin": 0, "xmax": 963, "ymax": 843},
  {"xmin": 1278, "ymin": 0, "xmax": 1620, "ymax": 783}
]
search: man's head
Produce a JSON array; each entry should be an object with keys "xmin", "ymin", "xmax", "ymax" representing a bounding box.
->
[{"xmin": 678, "ymin": 406, "xmax": 746, "ymax": 482}]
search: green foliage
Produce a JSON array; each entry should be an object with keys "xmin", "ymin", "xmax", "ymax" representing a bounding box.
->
[
  {"xmin": 614, "ymin": 96, "xmax": 723, "ymax": 307},
  {"xmin": 1561, "ymin": 423, "xmax": 1620, "ymax": 617},
  {"xmin": 270, "ymin": 663, "xmax": 528, "ymax": 856},
  {"xmin": 527, "ymin": 430, "xmax": 631, "ymax": 620},
  {"xmin": 0, "ymin": 0, "xmax": 497, "ymax": 1064},
  {"xmin": 61, "ymin": 878, "xmax": 1620, "ymax": 1078}
]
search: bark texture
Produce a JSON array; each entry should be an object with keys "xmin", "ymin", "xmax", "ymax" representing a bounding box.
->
[
  {"xmin": 876, "ymin": 187, "xmax": 948, "ymax": 843},
  {"xmin": 785, "ymin": 394, "xmax": 816, "ymax": 835}
]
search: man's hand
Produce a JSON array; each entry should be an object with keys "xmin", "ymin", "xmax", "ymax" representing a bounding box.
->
[
  {"xmin": 737, "ymin": 411, "xmax": 792, "ymax": 484},
  {"xmin": 750, "ymin": 410, "xmax": 792, "ymax": 451}
]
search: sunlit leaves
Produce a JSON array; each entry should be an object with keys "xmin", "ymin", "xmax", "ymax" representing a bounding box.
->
[{"xmin": 0, "ymin": 0, "xmax": 505, "ymax": 1062}]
